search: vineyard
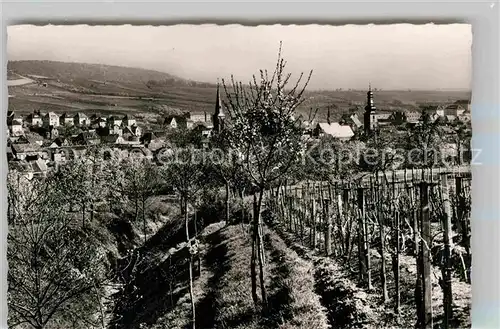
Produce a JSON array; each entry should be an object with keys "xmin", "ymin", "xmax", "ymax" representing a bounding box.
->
[{"xmin": 264, "ymin": 168, "xmax": 471, "ymax": 328}]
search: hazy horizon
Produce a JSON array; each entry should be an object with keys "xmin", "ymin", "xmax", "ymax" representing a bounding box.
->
[{"xmin": 7, "ymin": 24, "xmax": 472, "ymax": 91}]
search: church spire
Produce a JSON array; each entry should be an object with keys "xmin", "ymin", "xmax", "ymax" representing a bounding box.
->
[
  {"xmin": 214, "ymin": 80, "xmax": 224, "ymax": 118},
  {"xmin": 213, "ymin": 80, "xmax": 225, "ymax": 134},
  {"xmin": 364, "ymin": 83, "xmax": 377, "ymax": 134},
  {"xmin": 365, "ymin": 83, "xmax": 376, "ymax": 112}
]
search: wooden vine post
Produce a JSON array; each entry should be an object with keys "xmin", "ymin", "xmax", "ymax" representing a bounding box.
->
[
  {"xmin": 324, "ymin": 197, "xmax": 332, "ymax": 256},
  {"xmin": 419, "ymin": 181, "xmax": 433, "ymax": 329},
  {"xmin": 440, "ymin": 174, "xmax": 454, "ymax": 329},
  {"xmin": 357, "ymin": 187, "xmax": 371, "ymax": 289},
  {"xmin": 378, "ymin": 175, "xmax": 388, "ymax": 303},
  {"xmin": 311, "ymin": 189, "xmax": 317, "ymax": 250},
  {"xmin": 392, "ymin": 171, "xmax": 401, "ymax": 317}
]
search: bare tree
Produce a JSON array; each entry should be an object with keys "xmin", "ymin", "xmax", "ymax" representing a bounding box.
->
[
  {"xmin": 7, "ymin": 172, "xmax": 109, "ymax": 329},
  {"xmin": 221, "ymin": 42, "xmax": 312, "ymax": 311},
  {"xmin": 160, "ymin": 132, "xmax": 206, "ymax": 329}
]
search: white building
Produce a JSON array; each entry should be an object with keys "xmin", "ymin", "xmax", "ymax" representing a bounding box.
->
[
  {"xmin": 43, "ymin": 112, "xmax": 60, "ymax": 128},
  {"xmin": 314, "ymin": 122, "xmax": 354, "ymax": 141},
  {"xmin": 122, "ymin": 115, "xmax": 136, "ymax": 127}
]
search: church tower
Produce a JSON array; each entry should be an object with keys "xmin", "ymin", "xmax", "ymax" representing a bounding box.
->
[
  {"xmin": 212, "ymin": 82, "xmax": 225, "ymax": 134},
  {"xmin": 363, "ymin": 83, "xmax": 377, "ymax": 134}
]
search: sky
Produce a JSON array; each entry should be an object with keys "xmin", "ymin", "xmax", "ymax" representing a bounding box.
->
[{"xmin": 7, "ymin": 23, "xmax": 472, "ymax": 91}]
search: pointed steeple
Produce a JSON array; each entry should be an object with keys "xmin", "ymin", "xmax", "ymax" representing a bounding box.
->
[
  {"xmin": 364, "ymin": 83, "xmax": 377, "ymax": 134},
  {"xmin": 365, "ymin": 83, "xmax": 376, "ymax": 112},
  {"xmin": 215, "ymin": 80, "xmax": 225, "ymax": 118},
  {"xmin": 213, "ymin": 80, "xmax": 225, "ymax": 134}
]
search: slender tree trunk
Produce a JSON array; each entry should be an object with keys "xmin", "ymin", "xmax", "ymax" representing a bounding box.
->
[
  {"xmin": 324, "ymin": 198, "xmax": 332, "ymax": 256},
  {"xmin": 143, "ymin": 198, "xmax": 147, "ymax": 245},
  {"xmin": 194, "ymin": 205, "xmax": 198, "ymax": 236},
  {"xmin": 378, "ymin": 185, "xmax": 388, "ymax": 303},
  {"xmin": 251, "ymin": 194, "xmax": 259, "ymax": 306},
  {"xmin": 225, "ymin": 180, "xmax": 230, "ymax": 224},
  {"xmin": 135, "ymin": 196, "xmax": 139, "ymax": 221},
  {"xmin": 255, "ymin": 189, "xmax": 268, "ymax": 311},
  {"xmin": 414, "ymin": 195, "xmax": 424, "ymax": 328},
  {"xmin": 184, "ymin": 196, "xmax": 196, "ymax": 329},
  {"xmin": 393, "ymin": 211, "xmax": 401, "ymax": 316},
  {"xmin": 189, "ymin": 255, "xmax": 195, "ymax": 329},
  {"xmin": 239, "ymin": 188, "xmax": 245, "ymax": 224},
  {"xmin": 82, "ymin": 202, "xmax": 86, "ymax": 228},
  {"xmin": 311, "ymin": 198, "xmax": 317, "ymax": 249},
  {"xmin": 180, "ymin": 195, "xmax": 185, "ymax": 216}
]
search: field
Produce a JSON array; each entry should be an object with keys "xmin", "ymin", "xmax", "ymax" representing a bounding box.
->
[{"xmin": 7, "ymin": 60, "xmax": 471, "ymax": 124}]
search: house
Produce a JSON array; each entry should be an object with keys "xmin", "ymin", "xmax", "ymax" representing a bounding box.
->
[
  {"xmin": 26, "ymin": 113, "xmax": 43, "ymax": 127},
  {"xmin": 11, "ymin": 143, "xmax": 42, "ymax": 161},
  {"xmin": 429, "ymin": 113, "xmax": 440, "ymax": 123},
  {"xmin": 130, "ymin": 124, "xmax": 142, "ymax": 137},
  {"xmin": 107, "ymin": 116, "xmax": 122, "ymax": 128},
  {"xmin": 454, "ymin": 99, "xmax": 471, "ymax": 113},
  {"xmin": 59, "ymin": 113, "xmax": 74, "ymax": 126},
  {"xmin": 42, "ymin": 112, "xmax": 60, "ymax": 128},
  {"xmin": 141, "ymin": 132, "xmax": 166, "ymax": 151},
  {"xmin": 101, "ymin": 134, "xmax": 125, "ymax": 145},
  {"xmin": 7, "ymin": 110, "xmax": 15, "ymax": 126},
  {"xmin": 73, "ymin": 131, "xmax": 101, "ymax": 145},
  {"xmin": 164, "ymin": 115, "xmax": 189, "ymax": 130},
  {"xmin": 48, "ymin": 137, "xmax": 70, "ymax": 148},
  {"xmin": 44, "ymin": 126, "xmax": 59, "ymax": 140},
  {"xmin": 405, "ymin": 111, "xmax": 421, "ymax": 124},
  {"xmin": 109, "ymin": 125, "xmax": 123, "ymax": 136},
  {"xmin": 7, "ymin": 146, "xmax": 14, "ymax": 161},
  {"xmin": 443, "ymin": 104, "xmax": 466, "ymax": 116},
  {"xmin": 9, "ymin": 120, "xmax": 24, "ymax": 136},
  {"xmin": 390, "ymin": 111, "xmax": 407, "ymax": 125},
  {"xmin": 74, "ymin": 112, "xmax": 89, "ymax": 126},
  {"xmin": 375, "ymin": 112, "xmax": 393, "ymax": 126},
  {"xmin": 457, "ymin": 112, "xmax": 471, "ymax": 123},
  {"xmin": 98, "ymin": 117, "xmax": 108, "ymax": 128},
  {"xmin": 31, "ymin": 158, "xmax": 48, "ymax": 177},
  {"xmin": 51, "ymin": 149, "xmax": 69, "ymax": 164},
  {"xmin": 89, "ymin": 114, "xmax": 99, "ymax": 123},
  {"xmin": 164, "ymin": 116, "xmax": 179, "ymax": 129},
  {"xmin": 25, "ymin": 133, "xmax": 45, "ymax": 146},
  {"xmin": 313, "ymin": 122, "xmax": 354, "ymax": 141},
  {"xmin": 445, "ymin": 115, "xmax": 458, "ymax": 123},
  {"xmin": 122, "ymin": 126, "xmax": 134, "ymax": 140},
  {"xmin": 190, "ymin": 112, "xmax": 211, "ymax": 123},
  {"xmin": 193, "ymin": 122, "xmax": 213, "ymax": 138},
  {"xmin": 122, "ymin": 115, "xmax": 137, "ymax": 127},
  {"xmin": 340, "ymin": 113, "xmax": 363, "ymax": 130}
]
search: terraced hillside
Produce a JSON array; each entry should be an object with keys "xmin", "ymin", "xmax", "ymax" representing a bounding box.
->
[{"xmin": 7, "ymin": 60, "xmax": 470, "ymax": 123}]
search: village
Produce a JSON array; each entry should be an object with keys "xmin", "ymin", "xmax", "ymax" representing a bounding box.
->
[{"xmin": 7, "ymin": 83, "xmax": 472, "ymax": 179}]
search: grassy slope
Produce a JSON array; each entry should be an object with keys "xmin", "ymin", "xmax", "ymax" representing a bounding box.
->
[{"xmin": 155, "ymin": 222, "xmax": 331, "ymax": 329}]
